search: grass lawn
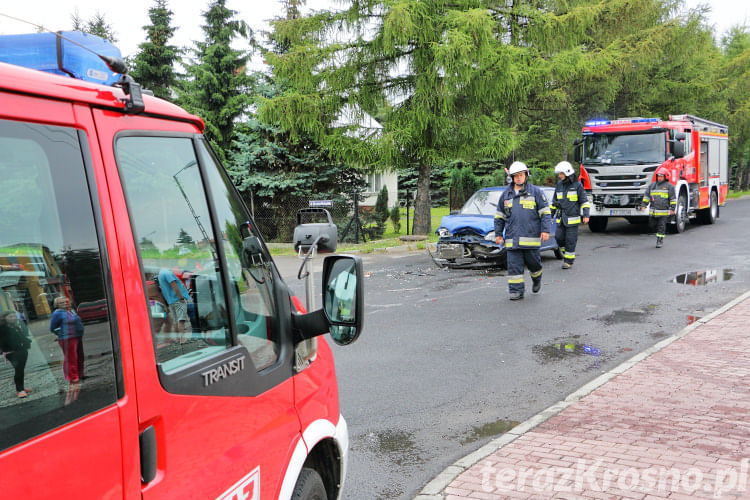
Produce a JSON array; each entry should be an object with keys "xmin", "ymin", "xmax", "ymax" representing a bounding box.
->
[
  {"xmin": 727, "ymin": 190, "xmax": 750, "ymax": 199},
  {"xmin": 267, "ymin": 206, "xmax": 450, "ymax": 256}
]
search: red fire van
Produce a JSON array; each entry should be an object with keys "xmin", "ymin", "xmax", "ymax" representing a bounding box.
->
[{"xmin": 0, "ymin": 36, "xmax": 362, "ymax": 500}]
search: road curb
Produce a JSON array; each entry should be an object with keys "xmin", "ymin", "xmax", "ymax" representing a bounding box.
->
[{"xmin": 414, "ymin": 288, "xmax": 750, "ymax": 499}]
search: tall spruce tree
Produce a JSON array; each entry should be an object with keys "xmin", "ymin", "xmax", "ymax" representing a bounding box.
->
[
  {"xmin": 261, "ymin": 0, "xmax": 530, "ymax": 234},
  {"xmin": 179, "ymin": 0, "xmax": 253, "ymax": 158},
  {"xmin": 71, "ymin": 10, "xmax": 117, "ymax": 43},
  {"xmin": 130, "ymin": 0, "xmax": 180, "ymax": 100},
  {"xmin": 720, "ymin": 26, "xmax": 750, "ymax": 189}
]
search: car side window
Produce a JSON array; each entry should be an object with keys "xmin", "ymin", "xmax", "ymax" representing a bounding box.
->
[
  {"xmin": 195, "ymin": 140, "xmax": 281, "ymax": 371},
  {"xmin": 116, "ymin": 136, "xmax": 232, "ymax": 373},
  {"xmin": 0, "ymin": 119, "xmax": 118, "ymax": 451}
]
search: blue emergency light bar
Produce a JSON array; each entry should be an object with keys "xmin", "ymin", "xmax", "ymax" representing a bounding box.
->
[
  {"xmin": 0, "ymin": 31, "xmax": 122, "ymax": 85},
  {"xmin": 585, "ymin": 118, "xmax": 660, "ymax": 127}
]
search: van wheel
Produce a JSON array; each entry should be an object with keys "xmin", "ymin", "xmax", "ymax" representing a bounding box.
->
[
  {"xmin": 588, "ymin": 217, "xmax": 608, "ymax": 233},
  {"xmin": 292, "ymin": 468, "xmax": 327, "ymax": 500}
]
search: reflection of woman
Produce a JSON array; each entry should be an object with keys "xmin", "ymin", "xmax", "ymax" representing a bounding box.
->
[
  {"xmin": 50, "ymin": 297, "xmax": 85, "ymax": 383},
  {"xmin": 0, "ymin": 312, "xmax": 33, "ymax": 398}
]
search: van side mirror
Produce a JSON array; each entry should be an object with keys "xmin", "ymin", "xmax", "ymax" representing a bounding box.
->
[
  {"xmin": 291, "ymin": 255, "xmax": 364, "ymax": 345},
  {"xmin": 322, "ymin": 255, "xmax": 363, "ymax": 345}
]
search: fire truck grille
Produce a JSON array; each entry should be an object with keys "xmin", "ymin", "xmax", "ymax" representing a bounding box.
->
[
  {"xmin": 591, "ymin": 174, "xmax": 649, "ymax": 190},
  {"xmin": 592, "ymin": 194, "xmax": 642, "ymax": 208}
]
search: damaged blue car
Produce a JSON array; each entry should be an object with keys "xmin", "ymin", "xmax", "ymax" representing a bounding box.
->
[{"xmin": 434, "ymin": 186, "xmax": 563, "ymax": 267}]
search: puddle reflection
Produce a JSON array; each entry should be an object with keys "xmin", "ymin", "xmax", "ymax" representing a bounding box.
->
[
  {"xmin": 672, "ymin": 269, "xmax": 734, "ymax": 286},
  {"xmin": 533, "ymin": 342, "xmax": 603, "ymax": 362}
]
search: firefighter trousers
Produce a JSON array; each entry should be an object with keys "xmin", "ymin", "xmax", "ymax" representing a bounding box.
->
[
  {"xmin": 649, "ymin": 216, "xmax": 668, "ymax": 239},
  {"xmin": 555, "ymin": 224, "xmax": 579, "ymax": 263},
  {"xmin": 506, "ymin": 249, "xmax": 542, "ymax": 294}
]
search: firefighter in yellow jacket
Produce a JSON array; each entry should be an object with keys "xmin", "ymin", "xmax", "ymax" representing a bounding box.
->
[
  {"xmin": 640, "ymin": 167, "xmax": 676, "ymax": 248},
  {"xmin": 550, "ymin": 161, "xmax": 590, "ymax": 269}
]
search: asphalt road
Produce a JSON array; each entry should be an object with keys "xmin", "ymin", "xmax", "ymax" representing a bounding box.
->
[{"xmin": 276, "ymin": 196, "xmax": 750, "ymax": 500}]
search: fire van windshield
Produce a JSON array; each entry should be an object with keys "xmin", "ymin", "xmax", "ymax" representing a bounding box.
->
[{"xmin": 583, "ymin": 131, "xmax": 666, "ymax": 166}]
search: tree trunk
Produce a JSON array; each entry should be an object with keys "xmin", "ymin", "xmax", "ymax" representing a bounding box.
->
[{"xmin": 412, "ymin": 161, "xmax": 432, "ymax": 235}]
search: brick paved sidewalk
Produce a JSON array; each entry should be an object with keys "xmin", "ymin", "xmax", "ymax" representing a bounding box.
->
[{"xmin": 420, "ymin": 293, "xmax": 750, "ymax": 500}]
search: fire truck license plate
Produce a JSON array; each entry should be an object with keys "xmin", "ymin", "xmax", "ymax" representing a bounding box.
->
[{"xmin": 609, "ymin": 209, "xmax": 631, "ymax": 216}]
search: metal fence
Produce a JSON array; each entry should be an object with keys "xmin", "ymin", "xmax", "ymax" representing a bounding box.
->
[{"xmin": 247, "ymin": 192, "xmax": 414, "ymax": 244}]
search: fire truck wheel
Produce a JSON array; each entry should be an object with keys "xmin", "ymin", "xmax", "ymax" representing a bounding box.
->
[
  {"xmin": 292, "ymin": 468, "xmax": 327, "ymax": 500},
  {"xmin": 671, "ymin": 193, "xmax": 687, "ymax": 233},
  {"xmin": 588, "ymin": 217, "xmax": 608, "ymax": 233},
  {"xmin": 698, "ymin": 190, "xmax": 718, "ymax": 224}
]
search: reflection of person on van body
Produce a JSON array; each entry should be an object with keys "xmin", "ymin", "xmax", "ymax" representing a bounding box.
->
[
  {"xmin": 50, "ymin": 296, "xmax": 85, "ymax": 383},
  {"xmin": 0, "ymin": 312, "xmax": 33, "ymax": 398},
  {"xmin": 158, "ymin": 268, "xmax": 191, "ymax": 344}
]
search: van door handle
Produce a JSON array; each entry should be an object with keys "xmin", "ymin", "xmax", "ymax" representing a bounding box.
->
[{"xmin": 139, "ymin": 425, "xmax": 157, "ymax": 483}]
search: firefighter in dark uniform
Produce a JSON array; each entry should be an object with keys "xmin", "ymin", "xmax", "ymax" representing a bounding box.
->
[
  {"xmin": 495, "ymin": 161, "xmax": 552, "ymax": 300},
  {"xmin": 640, "ymin": 167, "xmax": 676, "ymax": 248},
  {"xmin": 550, "ymin": 161, "xmax": 591, "ymax": 269}
]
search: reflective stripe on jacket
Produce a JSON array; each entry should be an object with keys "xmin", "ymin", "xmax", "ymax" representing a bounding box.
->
[
  {"xmin": 642, "ymin": 180, "xmax": 676, "ymax": 217},
  {"xmin": 494, "ymin": 183, "xmax": 552, "ymax": 249},
  {"xmin": 550, "ymin": 178, "xmax": 590, "ymax": 226}
]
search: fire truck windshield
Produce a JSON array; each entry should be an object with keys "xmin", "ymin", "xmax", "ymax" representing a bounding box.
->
[{"xmin": 583, "ymin": 131, "xmax": 665, "ymax": 165}]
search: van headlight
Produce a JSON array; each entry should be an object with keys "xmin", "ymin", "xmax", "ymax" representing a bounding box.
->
[
  {"xmin": 484, "ymin": 231, "xmax": 495, "ymax": 241},
  {"xmin": 438, "ymin": 228, "xmax": 453, "ymax": 237}
]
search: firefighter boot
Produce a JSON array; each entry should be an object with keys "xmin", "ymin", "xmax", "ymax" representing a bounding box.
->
[
  {"xmin": 656, "ymin": 236, "xmax": 663, "ymax": 248},
  {"xmin": 562, "ymin": 260, "xmax": 572, "ymax": 269},
  {"xmin": 532, "ymin": 277, "xmax": 542, "ymax": 293},
  {"xmin": 509, "ymin": 292, "xmax": 524, "ymax": 301}
]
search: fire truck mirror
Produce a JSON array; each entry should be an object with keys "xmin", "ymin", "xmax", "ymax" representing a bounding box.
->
[
  {"xmin": 674, "ymin": 132, "xmax": 686, "ymax": 141},
  {"xmin": 672, "ymin": 140, "xmax": 685, "ymax": 158},
  {"xmin": 573, "ymin": 141, "xmax": 582, "ymax": 164}
]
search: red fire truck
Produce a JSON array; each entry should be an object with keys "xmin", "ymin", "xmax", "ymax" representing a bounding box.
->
[
  {"xmin": 575, "ymin": 115, "xmax": 729, "ymax": 232},
  {"xmin": 0, "ymin": 32, "xmax": 362, "ymax": 499}
]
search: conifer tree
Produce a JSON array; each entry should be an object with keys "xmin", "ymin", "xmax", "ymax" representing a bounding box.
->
[
  {"xmin": 71, "ymin": 10, "xmax": 118, "ymax": 43},
  {"xmin": 130, "ymin": 0, "xmax": 180, "ymax": 101},
  {"xmin": 179, "ymin": 0, "xmax": 253, "ymax": 158},
  {"xmin": 720, "ymin": 26, "xmax": 750, "ymax": 189},
  {"xmin": 261, "ymin": 0, "xmax": 528, "ymax": 234}
]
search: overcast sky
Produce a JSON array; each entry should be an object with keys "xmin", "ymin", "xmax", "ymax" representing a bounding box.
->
[{"xmin": 0, "ymin": 0, "xmax": 747, "ymax": 62}]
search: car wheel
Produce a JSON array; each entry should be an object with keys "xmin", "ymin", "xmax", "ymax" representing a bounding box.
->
[
  {"xmin": 670, "ymin": 193, "xmax": 687, "ymax": 233},
  {"xmin": 292, "ymin": 468, "xmax": 327, "ymax": 500},
  {"xmin": 588, "ymin": 216, "xmax": 608, "ymax": 233},
  {"xmin": 553, "ymin": 248, "xmax": 564, "ymax": 260}
]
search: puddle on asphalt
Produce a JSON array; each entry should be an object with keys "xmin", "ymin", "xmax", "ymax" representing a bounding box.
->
[
  {"xmin": 357, "ymin": 429, "xmax": 424, "ymax": 467},
  {"xmin": 597, "ymin": 306, "xmax": 654, "ymax": 324},
  {"xmin": 533, "ymin": 341, "xmax": 603, "ymax": 362},
  {"xmin": 461, "ymin": 418, "xmax": 520, "ymax": 445},
  {"xmin": 671, "ymin": 269, "xmax": 734, "ymax": 286}
]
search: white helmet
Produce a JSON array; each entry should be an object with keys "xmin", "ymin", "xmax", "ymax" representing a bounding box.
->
[
  {"xmin": 554, "ymin": 161, "xmax": 575, "ymax": 177},
  {"xmin": 508, "ymin": 161, "xmax": 529, "ymax": 176}
]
